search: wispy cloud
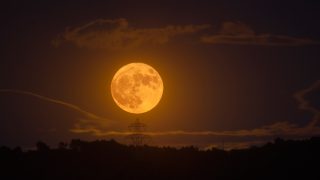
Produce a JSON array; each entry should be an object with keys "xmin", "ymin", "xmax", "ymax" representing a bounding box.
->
[
  {"xmin": 1, "ymin": 80, "xmax": 319, "ymax": 149},
  {"xmin": 0, "ymin": 89, "xmax": 115, "ymax": 129},
  {"xmin": 69, "ymin": 80, "xmax": 320, "ymax": 148},
  {"xmin": 201, "ymin": 22, "xmax": 320, "ymax": 46},
  {"xmin": 70, "ymin": 121, "xmax": 320, "ymax": 138},
  {"xmin": 54, "ymin": 20, "xmax": 319, "ymax": 49},
  {"xmin": 294, "ymin": 80, "xmax": 320, "ymax": 128},
  {"xmin": 53, "ymin": 18, "xmax": 210, "ymax": 50}
]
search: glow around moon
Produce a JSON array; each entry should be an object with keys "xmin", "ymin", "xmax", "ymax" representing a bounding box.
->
[{"xmin": 111, "ymin": 63, "xmax": 164, "ymax": 114}]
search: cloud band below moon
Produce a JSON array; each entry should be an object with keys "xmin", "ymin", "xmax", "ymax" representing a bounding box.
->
[{"xmin": 1, "ymin": 80, "xmax": 319, "ymax": 148}]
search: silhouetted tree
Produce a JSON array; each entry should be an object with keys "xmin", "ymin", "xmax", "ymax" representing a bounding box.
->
[
  {"xmin": 36, "ymin": 141, "xmax": 50, "ymax": 152},
  {"xmin": 58, "ymin": 142, "xmax": 68, "ymax": 150},
  {"xmin": 13, "ymin": 146, "xmax": 22, "ymax": 154},
  {"xmin": 69, "ymin": 139, "xmax": 83, "ymax": 151},
  {"xmin": 0, "ymin": 137, "xmax": 320, "ymax": 180},
  {"xmin": 274, "ymin": 137, "xmax": 285, "ymax": 144}
]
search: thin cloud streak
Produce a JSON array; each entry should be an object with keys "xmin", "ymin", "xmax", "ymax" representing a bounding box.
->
[
  {"xmin": 54, "ymin": 20, "xmax": 319, "ymax": 50},
  {"xmin": 70, "ymin": 80, "xmax": 320, "ymax": 139},
  {"xmin": 70, "ymin": 122, "xmax": 320, "ymax": 137},
  {"xmin": 53, "ymin": 18, "xmax": 210, "ymax": 50},
  {"xmin": 0, "ymin": 89, "xmax": 114, "ymax": 126},
  {"xmin": 201, "ymin": 22, "xmax": 320, "ymax": 46},
  {"xmin": 1, "ymin": 80, "xmax": 319, "ymax": 147},
  {"xmin": 294, "ymin": 80, "xmax": 320, "ymax": 128}
]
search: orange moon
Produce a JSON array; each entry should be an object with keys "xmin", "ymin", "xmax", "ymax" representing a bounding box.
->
[{"xmin": 111, "ymin": 63, "xmax": 164, "ymax": 114}]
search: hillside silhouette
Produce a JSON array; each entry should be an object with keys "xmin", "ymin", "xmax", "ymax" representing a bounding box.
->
[{"xmin": 1, "ymin": 137, "xmax": 320, "ymax": 180}]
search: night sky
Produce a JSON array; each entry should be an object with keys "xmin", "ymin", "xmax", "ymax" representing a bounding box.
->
[{"xmin": 1, "ymin": 0, "xmax": 320, "ymax": 149}]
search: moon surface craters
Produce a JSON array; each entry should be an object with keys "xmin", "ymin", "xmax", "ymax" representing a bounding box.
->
[{"xmin": 111, "ymin": 63, "xmax": 163, "ymax": 114}]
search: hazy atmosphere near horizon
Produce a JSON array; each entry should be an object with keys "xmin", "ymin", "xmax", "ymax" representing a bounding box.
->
[{"xmin": 1, "ymin": 0, "xmax": 320, "ymax": 150}]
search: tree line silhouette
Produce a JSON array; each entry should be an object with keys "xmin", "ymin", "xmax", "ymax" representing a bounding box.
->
[{"xmin": 1, "ymin": 137, "xmax": 320, "ymax": 179}]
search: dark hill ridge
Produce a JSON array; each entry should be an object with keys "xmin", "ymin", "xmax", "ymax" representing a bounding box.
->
[{"xmin": 1, "ymin": 137, "xmax": 320, "ymax": 180}]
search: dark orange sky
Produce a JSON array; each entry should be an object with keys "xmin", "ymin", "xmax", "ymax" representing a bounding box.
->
[{"xmin": 0, "ymin": 0, "xmax": 320, "ymax": 149}]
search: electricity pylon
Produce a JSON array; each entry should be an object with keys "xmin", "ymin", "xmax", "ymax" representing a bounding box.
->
[{"xmin": 127, "ymin": 118, "xmax": 151, "ymax": 146}]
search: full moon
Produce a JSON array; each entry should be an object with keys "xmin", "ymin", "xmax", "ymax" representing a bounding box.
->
[{"xmin": 111, "ymin": 63, "xmax": 164, "ymax": 114}]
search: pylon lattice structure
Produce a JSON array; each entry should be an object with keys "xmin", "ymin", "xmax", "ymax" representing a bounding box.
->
[{"xmin": 127, "ymin": 118, "xmax": 151, "ymax": 146}]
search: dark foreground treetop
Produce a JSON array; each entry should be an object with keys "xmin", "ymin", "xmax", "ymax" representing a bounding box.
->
[{"xmin": 1, "ymin": 137, "xmax": 320, "ymax": 180}]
